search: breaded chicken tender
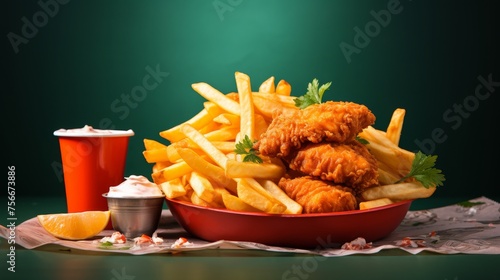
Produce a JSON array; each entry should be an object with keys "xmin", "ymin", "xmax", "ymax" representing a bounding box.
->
[
  {"xmin": 254, "ymin": 101, "xmax": 375, "ymax": 157},
  {"xmin": 278, "ymin": 176, "xmax": 358, "ymax": 213},
  {"xmin": 285, "ymin": 140, "xmax": 379, "ymax": 190}
]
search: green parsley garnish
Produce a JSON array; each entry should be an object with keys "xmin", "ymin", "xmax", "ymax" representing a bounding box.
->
[
  {"xmin": 294, "ymin": 79, "xmax": 332, "ymax": 109},
  {"xmin": 356, "ymin": 136, "xmax": 369, "ymax": 145},
  {"xmin": 456, "ymin": 201, "xmax": 485, "ymax": 208},
  {"xmin": 234, "ymin": 135, "xmax": 263, "ymax": 163},
  {"xmin": 100, "ymin": 241, "xmax": 113, "ymax": 246},
  {"xmin": 98, "ymin": 245, "xmax": 131, "ymax": 250},
  {"xmin": 395, "ymin": 151, "xmax": 445, "ymax": 188}
]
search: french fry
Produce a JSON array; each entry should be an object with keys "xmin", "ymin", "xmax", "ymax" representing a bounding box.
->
[
  {"xmin": 181, "ymin": 173, "xmax": 191, "ymax": 187},
  {"xmin": 166, "ymin": 140, "xmax": 189, "ymax": 162},
  {"xmin": 175, "ymin": 195, "xmax": 192, "ymax": 203},
  {"xmin": 213, "ymin": 113, "xmax": 240, "ymax": 126},
  {"xmin": 211, "ymin": 141, "xmax": 236, "ymax": 153},
  {"xmin": 180, "ymin": 124, "xmax": 228, "ymax": 169},
  {"xmin": 152, "ymin": 161, "xmax": 171, "ymax": 173},
  {"xmin": 191, "ymin": 82, "xmax": 241, "ymax": 115},
  {"xmin": 212, "ymin": 183, "xmax": 229, "ymax": 201},
  {"xmin": 367, "ymin": 141, "xmax": 411, "ymax": 173},
  {"xmin": 221, "ymin": 192, "xmax": 261, "ymax": 212},
  {"xmin": 160, "ymin": 101, "xmax": 224, "ymax": 142},
  {"xmin": 252, "ymin": 91, "xmax": 296, "ymax": 106},
  {"xmin": 275, "ymin": 79, "xmax": 291, "ymax": 96},
  {"xmin": 360, "ymin": 126, "xmax": 414, "ymax": 174},
  {"xmin": 254, "ymin": 113, "xmax": 268, "ymax": 139},
  {"xmin": 269, "ymin": 156, "xmax": 287, "ymax": 171},
  {"xmin": 225, "ymin": 92, "xmax": 239, "ymax": 102},
  {"xmin": 204, "ymin": 126, "xmax": 240, "ymax": 142},
  {"xmin": 143, "ymin": 138, "xmax": 167, "ymax": 150},
  {"xmin": 151, "ymin": 161, "xmax": 193, "ymax": 184},
  {"xmin": 252, "ymin": 95, "xmax": 290, "ymax": 120},
  {"xmin": 168, "ymin": 141, "xmax": 234, "ymax": 164},
  {"xmin": 361, "ymin": 182, "xmax": 437, "ymax": 201},
  {"xmin": 189, "ymin": 171, "xmax": 215, "ymax": 203},
  {"xmin": 258, "ymin": 179, "xmax": 303, "ymax": 214},
  {"xmin": 176, "ymin": 147, "xmax": 237, "ymax": 194},
  {"xmin": 166, "ymin": 138, "xmax": 235, "ymax": 163},
  {"xmin": 159, "ymin": 178, "xmax": 187, "ymax": 199},
  {"xmin": 359, "ymin": 198, "xmax": 394, "ymax": 210},
  {"xmin": 183, "ymin": 184, "xmax": 194, "ymax": 203},
  {"xmin": 198, "ymin": 120, "xmax": 222, "ymax": 134},
  {"xmin": 259, "ymin": 76, "xmax": 275, "ymax": 93},
  {"xmin": 237, "ymin": 178, "xmax": 286, "ymax": 210},
  {"xmin": 225, "ymin": 160, "xmax": 284, "ymax": 179},
  {"xmin": 142, "ymin": 148, "xmax": 169, "ymax": 163},
  {"xmin": 377, "ymin": 167, "xmax": 401, "ymax": 185},
  {"xmin": 235, "ymin": 71, "xmax": 255, "ymax": 140},
  {"xmin": 385, "ymin": 108, "xmax": 406, "ymax": 146},
  {"xmin": 190, "ymin": 191, "xmax": 221, "ymax": 208},
  {"xmin": 236, "ymin": 179, "xmax": 286, "ymax": 214}
]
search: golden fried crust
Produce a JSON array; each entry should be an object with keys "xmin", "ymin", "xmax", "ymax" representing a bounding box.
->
[
  {"xmin": 285, "ymin": 140, "xmax": 379, "ymax": 190},
  {"xmin": 254, "ymin": 101, "xmax": 375, "ymax": 157},
  {"xmin": 278, "ymin": 176, "xmax": 358, "ymax": 213}
]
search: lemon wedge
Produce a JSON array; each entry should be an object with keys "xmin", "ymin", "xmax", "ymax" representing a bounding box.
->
[{"xmin": 37, "ymin": 211, "xmax": 110, "ymax": 240}]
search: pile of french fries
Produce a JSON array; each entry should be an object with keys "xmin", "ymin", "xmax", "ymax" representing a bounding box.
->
[
  {"xmin": 142, "ymin": 72, "xmax": 436, "ymax": 214},
  {"xmin": 358, "ymin": 110, "xmax": 437, "ymax": 210}
]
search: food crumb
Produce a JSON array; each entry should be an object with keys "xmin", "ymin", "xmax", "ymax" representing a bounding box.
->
[
  {"xmin": 396, "ymin": 237, "xmax": 426, "ymax": 248},
  {"xmin": 171, "ymin": 237, "xmax": 193, "ymax": 249},
  {"xmin": 134, "ymin": 233, "xmax": 164, "ymax": 246},
  {"xmin": 100, "ymin": 232, "xmax": 127, "ymax": 244},
  {"xmin": 341, "ymin": 237, "xmax": 373, "ymax": 250}
]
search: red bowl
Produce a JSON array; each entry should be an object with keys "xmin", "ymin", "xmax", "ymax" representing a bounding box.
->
[{"xmin": 165, "ymin": 198, "xmax": 412, "ymax": 249}]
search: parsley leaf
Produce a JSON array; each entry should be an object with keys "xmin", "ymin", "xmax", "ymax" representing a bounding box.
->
[
  {"xmin": 395, "ymin": 151, "xmax": 445, "ymax": 188},
  {"xmin": 456, "ymin": 201, "xmax": 485, "ymax": 208},
  {"xmin": 234, "ymin": 135, "xmax": 263, "ymax": 163},
  {"xmin": 294, "ymin": 79, "xmax": 332, "ymax": 109},
  {"xmin": 356, "ymin": 136, "xmax": 369, "ymax": 145}
]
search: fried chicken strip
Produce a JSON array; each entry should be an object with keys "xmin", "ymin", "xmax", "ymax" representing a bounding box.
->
[
  {"xmin": 285, "ymin": 140, "xmax": 379, "ymax": 190},
  {"xmin": 278, "ymin": 176, "xmax": 358, "ymax": 213},
  {"xmin": 254, "ymin": 101, "xmax": 375, "ymax": 157}
]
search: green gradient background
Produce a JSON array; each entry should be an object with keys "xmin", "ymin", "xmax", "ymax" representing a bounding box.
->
[{"xmin": 3, "ymin": 0, "xmax": 499, "ymax": 200}]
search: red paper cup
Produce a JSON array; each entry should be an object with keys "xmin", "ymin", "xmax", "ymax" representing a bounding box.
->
[{"xmin": 54, "ymin": 126, "xmax": 134, "ymax": 219}]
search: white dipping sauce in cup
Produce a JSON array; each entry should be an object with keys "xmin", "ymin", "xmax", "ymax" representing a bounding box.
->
[
  {"xmin": 54, "ymin": 125, "xmax": 134, "ymax": 137},
  {"xmin": 107, "ymin": 175, "xmax": 163, "ymax": 198}
]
